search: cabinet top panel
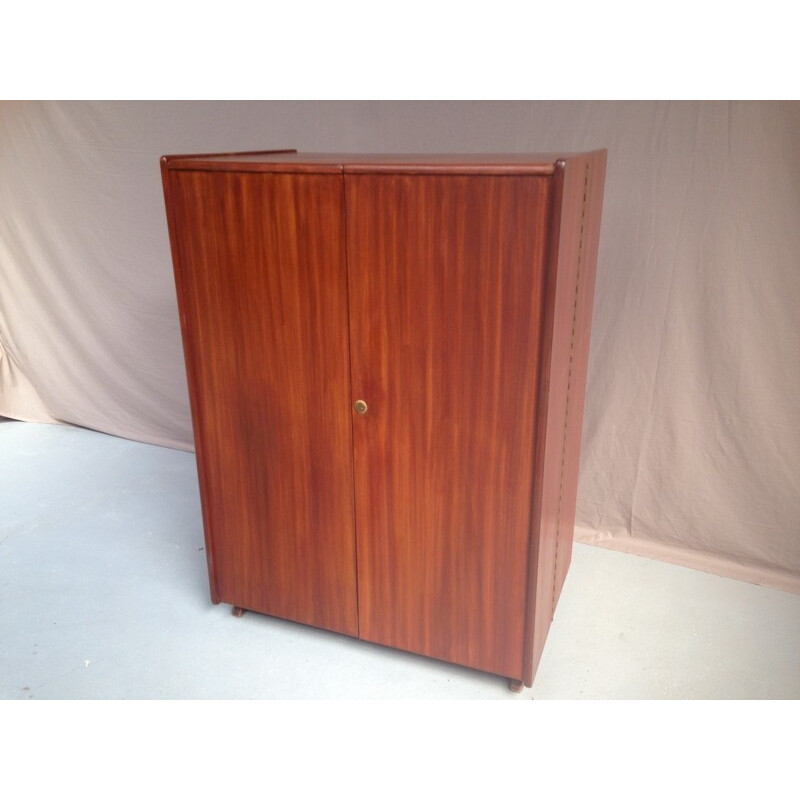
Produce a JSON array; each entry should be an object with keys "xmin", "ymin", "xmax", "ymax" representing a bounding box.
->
[{"xmin": 160, "ymin": 150, "xmax": 604, "ymax": 175}]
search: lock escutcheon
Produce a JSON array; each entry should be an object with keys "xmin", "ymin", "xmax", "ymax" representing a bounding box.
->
[{"xmin": 354, "ymin": 399, "xmax": 368, "ymax": 415}]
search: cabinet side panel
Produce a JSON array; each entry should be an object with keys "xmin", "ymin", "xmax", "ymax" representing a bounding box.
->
[
  {"xmin": 553, "ymin": 152, "xmax": 606, "ymax": 599},
  {"xmin": 347, "ymin": 174, "xmax": 550, "ymax": 681},
  {"xmin": 526, "ymin": 151, "xmax": 607, "ymax": 684},
  {"xmin": 165, "ymin": 170, "xmax": 358, "ymax": 636},
  {"xmin": 161, "ymin": 157, "xmax": 222, "ymax": 603}
]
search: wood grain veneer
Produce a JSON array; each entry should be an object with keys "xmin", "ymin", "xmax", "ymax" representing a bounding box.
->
[
  {"xmin": 346, "ymin": 173, "xmax": 550, "ymax": 680},
  {"xmin": 162, "ymin": 152, "xmax": 562, "ymax": 175},
  {"xmin": 161, "ymin": 150, "xmax": 607, "ymax": 689},
  {"xmin": 524, "ymin": 151, "xmax": 607, "ymax": 684},
  {"xmin": 164, "ymin": 168, "xmax": 358, "ymax": 636}
]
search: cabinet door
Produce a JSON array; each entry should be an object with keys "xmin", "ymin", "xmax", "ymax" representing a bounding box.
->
[
  {"xmin": 346, "ymin": 173, "xmax": 551, "ymax": 679},
  {"xmin": 167, "ymin": 170, "xmax": 358, "ymax": 636}
]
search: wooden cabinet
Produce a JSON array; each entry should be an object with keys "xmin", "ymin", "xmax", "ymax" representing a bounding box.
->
[{"xmin": 161, "ymin": 150, "xmax": 606, "ymax": 689}]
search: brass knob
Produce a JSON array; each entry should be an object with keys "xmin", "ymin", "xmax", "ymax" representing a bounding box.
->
[{"xmin": 354, "ymin": 399, "xmax": 368, "ymax": 415}]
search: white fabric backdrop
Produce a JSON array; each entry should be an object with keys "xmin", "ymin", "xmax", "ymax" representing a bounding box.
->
[{"xmin": 1, "ymin": 101, "xmax": 798, "ymax": 592}]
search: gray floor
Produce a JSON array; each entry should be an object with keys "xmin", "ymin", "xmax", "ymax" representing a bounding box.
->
[{"xmin": 1, "ymin": 419, "xmax": 798, "ymax": 700}]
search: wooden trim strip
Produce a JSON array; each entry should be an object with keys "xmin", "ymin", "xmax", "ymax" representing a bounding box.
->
[
  {"xmin": 342, "ymin": 163, "xmax": 556, "ymax": 175},
  {"xmin": 161, "ymin": 151, "xmax": 559, "ymax": 176},
  {"xmin": 522, "ymin": 162, "xmax": 565, "ymax": 687},
  {"xmin": 161, "ymin": 148, "xmax": 297, "ymax": 164}
]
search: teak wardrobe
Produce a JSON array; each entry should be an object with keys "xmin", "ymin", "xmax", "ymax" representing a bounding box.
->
[{"xmin": 161, "ymin": 150, "xmax": 606, "ymax": 691}]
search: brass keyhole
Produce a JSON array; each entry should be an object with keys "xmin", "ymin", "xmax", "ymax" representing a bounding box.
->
[{"xmin": 354, "ymin": 399, "xmax": 368, "ymax": 415}]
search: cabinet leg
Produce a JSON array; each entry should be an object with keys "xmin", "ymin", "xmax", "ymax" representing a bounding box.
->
[
  {"xmin": 509, "ymin": 679, "xmax": 524, "ymax": 693},
  {"xmin": 232, "ymin": 606, "xmax": 246, "ymax": 617}
]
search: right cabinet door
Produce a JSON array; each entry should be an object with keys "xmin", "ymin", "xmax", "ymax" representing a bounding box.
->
[{"xmin": 346, "ymin": 172, "xmax": 553, "ymax": 679}]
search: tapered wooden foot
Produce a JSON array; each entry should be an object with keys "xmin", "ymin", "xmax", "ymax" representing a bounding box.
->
[
  {"xmin": 509, "ymin": 679, "xmax": 524, "ymax": 693},
  {"xmin": 232, "ymin": 606, "xmax": 246, "ymax": 617}
]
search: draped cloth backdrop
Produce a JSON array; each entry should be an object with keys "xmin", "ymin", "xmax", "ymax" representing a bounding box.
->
[{"xmin": 1, "ymin": 101, "xmax": 798, "ymax": 593}]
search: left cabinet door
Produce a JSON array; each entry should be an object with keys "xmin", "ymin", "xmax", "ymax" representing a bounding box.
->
[{"xmin": 166, "ymin": 169, "xmax": 359, "ymax": 636}]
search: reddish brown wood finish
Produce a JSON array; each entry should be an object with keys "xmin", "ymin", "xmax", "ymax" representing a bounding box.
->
[
  {"xmin": 523, "ymin": 150, "xmax": 607, "ymax": 685},
  {"xmin": 161, "ymin": 148, "xmax": 297, "ymax": 163},
  {"xmin": 163, "ymin": 152, "xmax": 561, "ymax": 175},
  {"xmin": 346, "ymin": 174, "xmax": 551, "ymax": 681},
  {"xmin": 161, "ymin": 150, "xmax": 607, "ymax": 689},
  {"xmin": 163, "ymin": 169, "xmax": 358, "ymax": 636}
]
